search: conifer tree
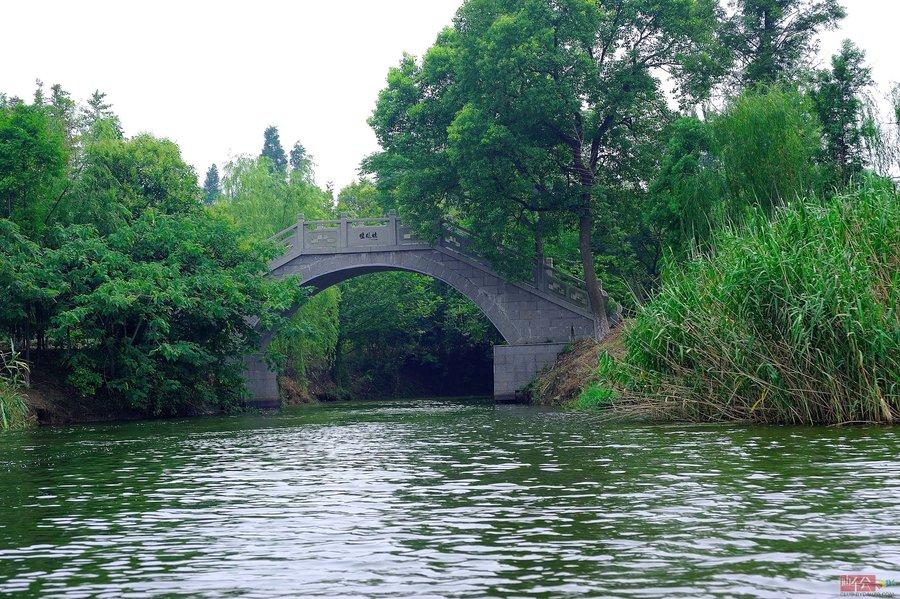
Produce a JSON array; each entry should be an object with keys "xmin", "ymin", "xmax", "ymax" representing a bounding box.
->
[
  {"xmin": 725, "ymin": 0, "xmax": 845, "ymax": 86},
  {"xmin": 203, "ymin": 164, "xmax": 220, "ymax": 204},
  {"xmin": 811, "ymin": 40, "xmax": 873, "ymax": 184},
  {"xmin": 260, "ymin": 126, "xmax": 288, "ymax": 176}
]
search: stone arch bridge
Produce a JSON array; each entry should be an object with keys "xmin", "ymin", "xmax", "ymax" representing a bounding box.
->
[{"xmin": 243, "ymin": 212, "xmax": 604, "ymax": 404}]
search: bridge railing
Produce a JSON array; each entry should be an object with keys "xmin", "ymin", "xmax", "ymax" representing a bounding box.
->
[
  {"xmin": 270, "ymin": 211, "xmax": 426, "ymax": 256},
  {"xmin": 270, "ymin": 213, "xmax": 591, "ymax": 311},
  {"xmin": 439, "ymin": 221, "xmax": 590, "ymax": 310}
]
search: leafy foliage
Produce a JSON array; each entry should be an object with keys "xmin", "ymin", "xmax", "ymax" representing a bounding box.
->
[
  {"xmin": 215, "ymin": 155, "xmax": 332, "ymax": 237},
  {"xmin": 289, "ymin": 142, "xmax": 314, "ymax": 184},
  {"xmin": 367, "ymin": 0, "xmax": 725, "ymax": 323},
  {"xmin": 0, "ymin": 89, "xmax": 302, "ymax": 417},
  {"xmin": 714, "ymin": 86, "xmax": 822, "ymax": 212},
  {"xmin": 648, "ymin": 86, "xmax": 823, "ymax": 256},
  {"xmin": 42, "ymin": 212, "xmax": 299, "ymax": 414},
  {"xmin": 60, "ymin": 133, "xmax": 201, "ymax": 234},
  {"xmin": 0, "ymin": 103, "xmax": 67, "ymax": 235},
  {"xmin": 811, "ymin": 40, "xmax": 874, "ymax": 186}
]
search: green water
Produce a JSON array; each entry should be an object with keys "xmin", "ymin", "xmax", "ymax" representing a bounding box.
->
[{"xmin": 1, "ymin": 399, "xmax": 899, "ymax": 597}]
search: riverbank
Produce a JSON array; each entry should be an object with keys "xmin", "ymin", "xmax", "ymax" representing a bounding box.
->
[
  {"xmin": 528, "ymin": 325, "xmax": 627, "ymax": 407},
  {"xmin": 20, "ymin": 376, "xmax": 220, "ymax": 427},
  {"xmin": 532, "ymin": 182, "xmax": 900, "ymax": 425}
]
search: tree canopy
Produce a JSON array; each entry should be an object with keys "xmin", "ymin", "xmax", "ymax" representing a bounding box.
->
[
  {"xmin": 368, "ymin": 0, "xmax": 725, "ymax": 326},
  {"xmin": 724, "ymin": 0, "xmax": 846, "ymax": 87},
  {"xmin": 261, "ymin": 125, "xmax": 288, "ymax": 176}
]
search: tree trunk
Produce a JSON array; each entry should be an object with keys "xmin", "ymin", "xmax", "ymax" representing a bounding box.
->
[{"xmin": 578, "ymin": 207, "xmax": 610, "ymax": 337}]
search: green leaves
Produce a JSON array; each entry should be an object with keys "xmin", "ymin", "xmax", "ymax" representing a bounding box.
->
[
  {"xmin": 724, "ymin": 0, "xmax": 846, "ymax": 87},
  {"xmin": 368, "ymin": 0, "xmax": 727, "ymax": 317},
  {"xmin": 0, "ymin": 103, "xmax": 68, "ymax": 235},
  {"xmin": 61, "ymin": 133, "xmax": 201, "ymax": 234},
  {"xmin": 1, "ymin": 209, "xmax": 300, "ymax": 416}
]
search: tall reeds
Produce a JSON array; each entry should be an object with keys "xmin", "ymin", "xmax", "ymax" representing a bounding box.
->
[
  {"xmin": 610, "ymin": 181, "xmax": 899, "ymax": 424},
  {"xmin": 0, "ymin": 340, "xmax": 30, "ymax": 431}
]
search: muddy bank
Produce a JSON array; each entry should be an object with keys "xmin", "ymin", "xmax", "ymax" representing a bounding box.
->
[{"xmin": 529, "ymin": 323, "xmax": 626, "ymax": 406}]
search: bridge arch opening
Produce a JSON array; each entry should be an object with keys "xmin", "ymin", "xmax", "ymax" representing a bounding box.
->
[
  {"xmin": 275, "ymin": 262, "xmax": 516, "ymax": 347},
  {"xmin": 319, "ymin": 270, "xmax": 503, "ymax": 399}
]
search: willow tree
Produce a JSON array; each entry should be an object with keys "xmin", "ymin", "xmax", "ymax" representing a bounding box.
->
[{"xmin": 368, "ymin": 0, "xmax": 722, "ymax": 328}]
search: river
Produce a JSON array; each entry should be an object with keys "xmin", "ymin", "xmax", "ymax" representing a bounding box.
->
[{"xmin": 1, "ymin": 398, "xmax": 899, "ymax": 597}]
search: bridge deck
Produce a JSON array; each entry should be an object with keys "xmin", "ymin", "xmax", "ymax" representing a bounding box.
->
[{"xmin": 270, "ymin": 212, "xmax": 592, "ymax": 313}]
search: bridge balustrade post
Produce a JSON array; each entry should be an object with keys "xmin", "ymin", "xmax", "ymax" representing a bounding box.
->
[
  {"xmin": 534, "ymin": 257, "xmax": 551, "ymax": 291},
  {"xmin": 388, "ymin": 209, "xmax": 398, "ymax": 246},
  {"xmin": 339, "ymin": 212, "xmax": 349, "ymax": 248},
  {"xmin": 295, "ymin": 214, "xmax": 305, "ymax": 255}
]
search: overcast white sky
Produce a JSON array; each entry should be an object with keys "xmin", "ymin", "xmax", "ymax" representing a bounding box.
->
[{"xmin": 2, "ymin": 0, "xmax": 897, "ymax": 192}]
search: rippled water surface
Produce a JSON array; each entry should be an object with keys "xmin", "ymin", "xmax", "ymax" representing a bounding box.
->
[{"xmin": 2, "ymin": 399, "xmax": 900, "ymax": 597}]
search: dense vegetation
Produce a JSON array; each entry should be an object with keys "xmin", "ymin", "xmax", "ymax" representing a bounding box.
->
[
  {"xmin": 0, "ymin": 85, "xmax": 499, "ymax": 428},
  {"xmin": 576, "ymin": 182, "xmax": 899, "ymax": 424},
  {"xmin": 367, "ymin": 0, "xmax": 899, "ymax": 423},
  {"xmin": 0, "ymin": 89, "xmax": 303, "ymax": 423},
  {"xmin": 3, "ymin": 0, "xmax": 899, "ymax": 428}
]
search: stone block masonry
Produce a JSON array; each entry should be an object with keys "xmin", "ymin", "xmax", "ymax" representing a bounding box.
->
[{"xmin": 494, "ymin": 343, "xmax": 569, "ymax": 399}]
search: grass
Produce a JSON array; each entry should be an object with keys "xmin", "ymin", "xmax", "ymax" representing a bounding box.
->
[
  {"xmin": 604, "ymin": 180, "xmax": 899, "ymax": 425},
  {"xmin": 0, "ymin": 340, "xmax": 30, "ymax": 431}
]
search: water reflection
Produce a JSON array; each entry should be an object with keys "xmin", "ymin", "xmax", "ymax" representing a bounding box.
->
[{"xmin": 1, "ymin": 399, "xmax": 899, "ymax": 597}]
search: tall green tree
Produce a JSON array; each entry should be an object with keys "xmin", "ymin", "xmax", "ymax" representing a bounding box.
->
[
  {"xmin": 81, "ymin": 90, "xmax": 123, "ymax": 140},
  {"xmin": 714, "ymin": 86, "xmax": 822, "ymax": 211},
  {"xmin": 0, "ymin": 103, "xmax": 67, "ymax": 234},
  {"xmin": 203, "ymin": 164, "xmax": 220, "ymax": 204},
  {"xmin": 810, "ymin": 40, "xmax": 873, "ymax": 185},
  {"xmin": 368, "ymin": 0, "xmax": 723, "ymax": 327},
  {"xmin": 289, "ymin": 141, "xmax": 313, "ymax": 183},
  {"xmin": 724, "ymin": 0, "xmax": 845, "ymax": 87},
  {"xmin": 61, "ymin": 133, "xmax": 200, "ymax": 234},
  {"xmin": 261, "ymin": 126, "xmax": 288, "ymax": 176},
  {"xmin": 648, "ymin": 86, "xmax": 823, "ymax": 256}
]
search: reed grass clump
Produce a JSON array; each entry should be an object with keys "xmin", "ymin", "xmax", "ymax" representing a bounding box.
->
[
  {"xmin": 613, "ymin": 181, "xmax": 899, "ymax": 424},
  {"xmin": 0, "ymin": 340, "xmax": 30, "ymax": 431}
]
